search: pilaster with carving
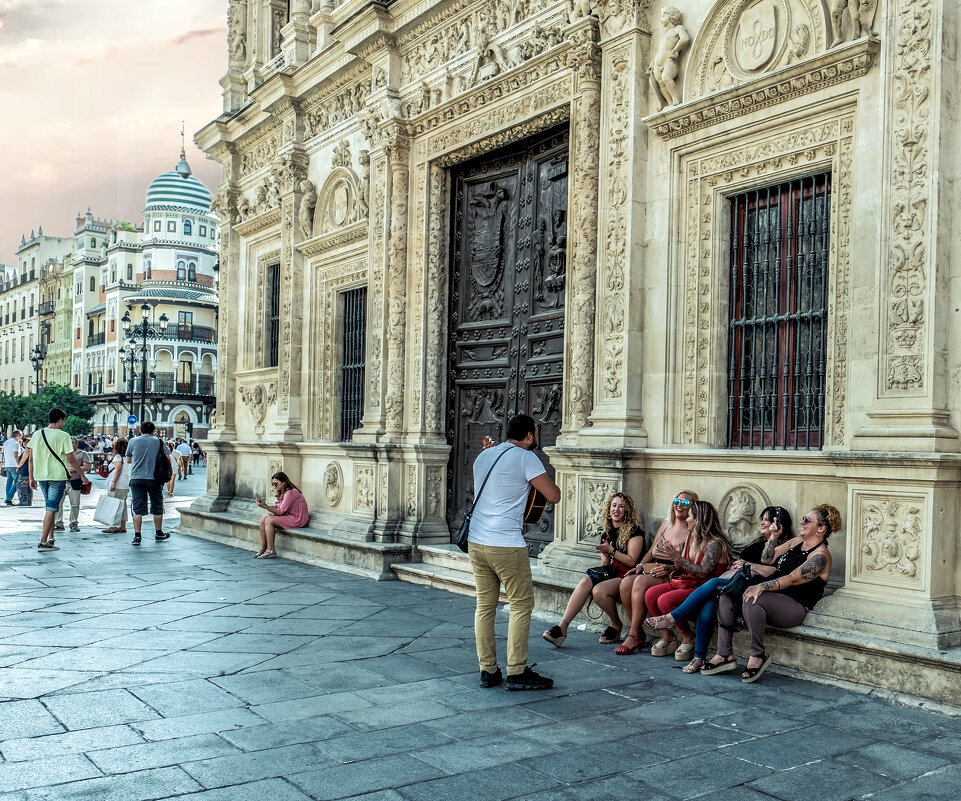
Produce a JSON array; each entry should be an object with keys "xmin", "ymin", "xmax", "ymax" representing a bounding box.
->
[
  {"xmin": 586, "ymin": 9, "xmax": 649, "ymax": 445},
  {"xmin": 561, "ymin": 17, "xmax": 601, "ymax": 437},
  {"xmin": 224, "ymin": 0, "xmax": 249, "ymax": 112}
]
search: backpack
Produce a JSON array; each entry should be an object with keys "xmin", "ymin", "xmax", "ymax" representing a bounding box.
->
[{"xmin": 153, "ymin": 436, "xmax": 173, "ymax": 483}]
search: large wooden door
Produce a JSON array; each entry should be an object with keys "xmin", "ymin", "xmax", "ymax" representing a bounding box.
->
[{"xmin": 446, "ymin": 128, "xmax": 568, "ymax": 556}]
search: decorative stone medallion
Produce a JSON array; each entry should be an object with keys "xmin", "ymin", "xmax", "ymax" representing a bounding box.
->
[
  {"xmin": 719, "ymin": 483, "xmax": 771, "ymax": 549},
  {"xmin": 323, "ymin": 462, "xmax": 344, "ymax": 507},
  {"xmin": 730, "ymin": 0, "xmax": 786, "ymax": 74}
]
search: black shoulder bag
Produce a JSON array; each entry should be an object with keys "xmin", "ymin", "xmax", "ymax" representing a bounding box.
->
[
  {"xmin": 41, "ymin": 430, "xmax": 83, "ymax": 490},
  {"xmin": 153, "ymin": 436, "xmax": 173, "ymax": 484},
  {"xmin": 454, "ymin": 446, "xmax": 513, "ymax": 553}
]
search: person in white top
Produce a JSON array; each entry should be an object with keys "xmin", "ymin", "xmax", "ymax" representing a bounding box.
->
[
  {"xmin": 176, "ymin": 440, "xmax": 192, "ymax": 479},
  {"xmin": 3, "ymin": 430, "xmax": 23, "ymax": 505},
  {"xmin": 467, "ymin": 414, "xmax": 560, "ymax": 691},
  {"xmin": 102, "ymin": 437, "xmax": 131, "ymax": 533}
]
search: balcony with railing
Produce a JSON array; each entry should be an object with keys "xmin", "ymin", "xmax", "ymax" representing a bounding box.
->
[
  {"xmin": 151, "ymin": 372, "xmax": 215, "ymax": 396},
  {"xmin": 38, "ymin": 301, "xmax": 55, "ymax": 316},
  {"xmin": 87, "ymin": 332, "xmax": 106, "ymax": 346}
]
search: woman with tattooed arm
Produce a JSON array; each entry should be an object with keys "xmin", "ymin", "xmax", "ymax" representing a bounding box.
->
[{"xmin": 703, "ymin": 503, "xmax": 840, "ymax": 682}]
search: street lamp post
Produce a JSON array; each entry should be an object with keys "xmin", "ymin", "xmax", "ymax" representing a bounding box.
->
[
  {"xmin": 30, "ymin": 345, "xmax": 47, "ymax": 394},
  {"xmin": 124, "ymin": 340, "xmax": 138, "ymax": 430},
  {"xmin": 122, "ymin": 304, "xmax": 168, "ymax": 426}
]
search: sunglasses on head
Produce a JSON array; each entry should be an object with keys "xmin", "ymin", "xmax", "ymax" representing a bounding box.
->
[{"xmin": 673, "ymin": 498, "xmax": 691, "ymax": 507}]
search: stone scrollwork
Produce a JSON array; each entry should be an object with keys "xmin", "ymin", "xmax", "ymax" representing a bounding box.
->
[
  {"xmin": 323, "ymin": 462, "xmax": 344, "ymax": 507},
  {"xmin": 852, "ymin": 489, "xmax": 927, "ymax": 588},
  {"xmin": 238, "ymin": 382, "xmax": 277, "ymax": 439},
  {"xmin": 354, "ymin": 466, "xmax": 374, "ymax": 511},
  {"xmin": 580, "ymin": 478, "xmax": 617, "ymax": 541},
  {"xmin": 718, "ymin": 484, "xmax": 771, "ymax": 549}
]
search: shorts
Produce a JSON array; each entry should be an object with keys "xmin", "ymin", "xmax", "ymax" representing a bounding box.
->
[
  {"xmin": 38, "ymin": 480, "xmax": 67, "ymax": 513},
  {"xmin": 129, "ymin": 479, "xmax": 165, "ymax": 516}
]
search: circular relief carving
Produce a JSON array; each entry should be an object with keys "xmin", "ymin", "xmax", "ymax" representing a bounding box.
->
[
  {"xmin": 719, "ymin": 483, "xmax": 771, "ymax": 549},
  {"xmin": 725, "ymin": 0, "xmax": 791, "ymax": 78},
  {"xmin": 331, "ymin": 183, "xmax": 350, "ymax": 227},
  {"xmin": 323, "ymin": 462, "xmax": 344, "ymax": 507}
]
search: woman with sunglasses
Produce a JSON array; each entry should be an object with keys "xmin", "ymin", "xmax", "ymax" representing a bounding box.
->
[
  {"xmin": 609, "ymin": 490, "xmax": 699, "ymax": 655},
  {"xmin": 543, "ymin": 492, "xmax": 645, "ymax": 647},
  {"xmin": 645, "ymin": 505, "xmax": 792, "ymax": 673},
  {"xmin": 703, "ymin": 503, "xmax": 840, "ymax": 682},
  {"xmin": 254, "ymin": 471, "xmax": 309, "ymax": 559}
]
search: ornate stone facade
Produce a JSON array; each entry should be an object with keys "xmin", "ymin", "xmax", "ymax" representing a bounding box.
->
[{"xmin": 190, "ymin": 0, "xmax": 961, "ymax": 698}]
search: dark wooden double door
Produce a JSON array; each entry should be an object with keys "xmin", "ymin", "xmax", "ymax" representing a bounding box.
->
[{"xmin": 446, "ymin": 129, "xmax": 569, "ymax": 556}]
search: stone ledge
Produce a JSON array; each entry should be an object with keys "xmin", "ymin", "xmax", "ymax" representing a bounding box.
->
[{"xmin": 178, "ymin": 507, "xmax": 410, "ymax": 581}]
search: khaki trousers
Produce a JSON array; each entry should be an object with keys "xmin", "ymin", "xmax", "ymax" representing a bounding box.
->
[
  {"xmin": 55, "ymin": 486, "xmax": 82, "ymax": 526},
  {"xmin": 469, "ymin": 542, "xmax": 535, "ymax": 675}
]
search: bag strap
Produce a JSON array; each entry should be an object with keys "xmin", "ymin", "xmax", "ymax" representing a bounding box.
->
[
  {"xmin": 40, "ymin": 430, "xmax": 69, "ymax": 480},
  {"xmin": 466, "ymin": 445, "xmax": 515, "ymax": 519}
]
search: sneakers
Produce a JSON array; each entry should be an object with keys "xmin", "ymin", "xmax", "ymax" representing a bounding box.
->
[
  {"xmin": 4, "ymin": 499, "xmax": 13, "ymax": 506},
  {"xmin": 505, "ymin": 665, "xmax": 554, "ymax": 691},
  {"xmin": 479, "ymin": 668, "xmax": 503, "ymax": 689},
  {"xmin": 38, "ymin": 541, "xmax": 59, "ymax": 551},
  {"xmin": 54, "ymin": 524, "xmax": 65, "ymax": 532},
  {"xmin": 155, "ymin": 532, "xmax": 170, "ymax": 541},
  {"xmin": 131, "ymin": 534, "xmax": 142, "ymax": 546},
  {"xmin": 69, "ymin": 523, "xmax": 80, "ymax": 532}
]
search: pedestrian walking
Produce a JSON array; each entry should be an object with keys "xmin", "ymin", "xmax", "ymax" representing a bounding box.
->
[
  {"xmin": 125, "ymin": 421, "xmax": 170, "ymax": 546},
  {"xmin": 54, "ymin": 437, "xmax": 93, "ymax": 532},
  {"xmin": 3, "ymin": 429, "xmax": 23, "ymax": 505},
  {"xmin": 165, "ymin": 440, "xmax": 178, "ymax": 498},
  {"xmin": 27, "ymin": 408, "xmax": 90, "ymax": 551},
  {"xmin": 467, "ymin": 414, "xmax": 560, "ymax": 691},
  {"xmin": 176, "ymin": 439, "xmax": 192, "ymax": 478},
  {"xmin": 191, "ymin": 441, "xmax": 202, "ymax": 468},
  {"xmin": 102, "ymin": 437, "xmax": 130, "ymax": 533},
  {"xmin": 16, "ymin": 439, "xmax": 32, "ymax": 507}
]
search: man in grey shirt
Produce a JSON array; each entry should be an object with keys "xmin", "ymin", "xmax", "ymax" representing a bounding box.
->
[{"xmin": 125, "ymin": 421, "xmax": 170, "ymax": 546}]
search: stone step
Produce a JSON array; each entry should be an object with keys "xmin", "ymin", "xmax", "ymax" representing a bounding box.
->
[{"xmin": 416, "ymin": 543, "xmax": 475, "ymax": 573}]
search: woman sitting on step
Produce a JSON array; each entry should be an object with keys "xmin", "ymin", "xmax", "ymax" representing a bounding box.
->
[
  {"xmin": 702, "ymin": 503, "xmax": 839, "ymax": 683},
  {"xmin": 254, "ymin": 471, "xmax": 310, "ymax": 560},
  {"xmin": 543, "ymin": 492, "xmax": 645, "ymax": 647},
  {"xmin": 645, "ymin": 506, "xmax": 793, "ymax": 672}
]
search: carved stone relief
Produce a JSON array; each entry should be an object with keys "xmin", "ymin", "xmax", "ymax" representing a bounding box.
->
[
  {"xmin": 406, "ymin": 464, "xmax": 418, "ymax": 518},
  {"xmin": 297, "ymin": 180, "xmax": 317, "ymax": 238},
  {"xmin": 312, "ymin": 168, "xmax": 365, "ymax": 236},
  {"xmin": 323, "ymin": 462, "xmax": 344, "ymax": 506},
  {"xmin": 579, "ymin": 478, "xmax": 617, "ymax": 542},
  {"xmin": 354, "ymin": 466, "xmax": 374, "ymax": 510},
  {"xmin": 238, "ymin": 381, "xmax": 277, "ymax": 438},
  {"xmin": 648, "ymin": 6, "xmax": 690, "ymax": 110},
  {"xmin": 240, "ymin": 132, "xmax": 279, "ymax": 176},
  {"xmin": 718, "ymin": 483, "xmax": 771, "ymax": 549},
  {"xmin": 830, "ymin": 0, "xmax": 879, "ymax": 44},
  {"xmin": 426, "ymin": 466, "xmax": 443, "ymax": 517},
  {"xmin": 852, "ymin": 489, "xmax": 927, "ymax": 590},
  {"xmin": 266, "ymin": 457, "xmax": 283, "ymax": 498},
  {"xmin": 303, "ymin": 80, "xmax": 371, "ymax": 140},
  {"xmin": 228, "ymin": 0, "xmax": 248, "ymax": 66},
  {"xmin": 678, "ymin": 115, "xmax": 854, "ymax": 446}
]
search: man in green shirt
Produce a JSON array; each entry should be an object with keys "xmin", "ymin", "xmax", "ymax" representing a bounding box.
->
[{"xmin": 27, "ymin": 408, "xmax": 90, "ymax": 551}]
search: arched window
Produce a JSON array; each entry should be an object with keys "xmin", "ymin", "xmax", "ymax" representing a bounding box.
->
[
  {"xmin": 90, "ymin": 238, "xmax": 96, "ymax": 248},
  {"xmin": 183, "ymin": 219, "xmax": 192, "ymax": 235},
  {"xmin": 88, "ymin": 319, "xmax": 94, "ymax": 337},
  {"xmin": 177, "ymin": 261, "xmax": 186, "ymax": 281},
  {"xmin": 89, "ymin": 276, "xmax": 95, "ymax": 292},
  {"xmin": 110, "ymin": 267, "xmax": 116, "ymax": 283},
  {"xmin": 187, "ymin": 263, "xmax": 196, "ymax": 282},
  {"xmin": 127, "ymin": 263, "xmax": 133, "ymax": 280},
  {"xmin": 145, "ymin": 261, "xmax": 151, "ymax": 279}
]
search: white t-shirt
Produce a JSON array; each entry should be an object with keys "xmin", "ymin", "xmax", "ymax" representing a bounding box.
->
[
  {"xmin": 467, "ymin": 442, "xmax": 546, "ymax": 548},
  {"xmin": 176, "ymin": 443, "xmax": 191, "ymax": 458},
  {"xmin": 2, "ymin": 438, "xmax": 21, "ymax": 468},
  {"xmin": 109, "ymin": 454, "xmax": 130, "ymax": 491}
]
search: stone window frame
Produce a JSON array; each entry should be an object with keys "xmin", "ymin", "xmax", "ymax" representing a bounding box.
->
[
  {"xmin": 668, "ymin": 107, "xmax": 855, "ymax": 450},
  {"xmin": 250, "ymin": 245, "xmax": 281, "ymax": 371}
]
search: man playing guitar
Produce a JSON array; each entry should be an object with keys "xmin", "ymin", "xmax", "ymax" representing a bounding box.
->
[{"xmin": 469, "ymin": 414, "xmax": 560, "ymax": 691}]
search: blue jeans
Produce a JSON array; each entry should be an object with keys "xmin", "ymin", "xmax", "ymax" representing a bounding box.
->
[
  {"xmin": 4, "ymin": 469, "xmax": 16, "ymax": 502},
  {"xmin": 670, "ymin": 576, "xmax": 729, "ymax": 660},
  {"xmin": 38, "ymin": 480, "xmax": 67, "ymax": 513}
]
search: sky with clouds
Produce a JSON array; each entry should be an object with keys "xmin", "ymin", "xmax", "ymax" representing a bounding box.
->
[{"xmin": 0, "ymin": 0, "xmax": 228, "ymax": 263}]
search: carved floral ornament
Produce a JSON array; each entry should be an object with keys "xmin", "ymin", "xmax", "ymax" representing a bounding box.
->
[{"xmin": 853, "ymin": 490, "xmax": 927, "ymax": 588}]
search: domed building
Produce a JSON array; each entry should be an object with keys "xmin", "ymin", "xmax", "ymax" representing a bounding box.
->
[{"xmin": 75, "ymin": 149, "xmax": 219, "ymax": 440}]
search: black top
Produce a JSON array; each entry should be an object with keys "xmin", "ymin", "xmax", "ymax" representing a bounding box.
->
[
  {"xmin": 603, "ymin": 525, "xmax": 644, "ymax": 577},
  {"xmin": 739, "ymin": 539, "xmax": 767, "ymax": 564},
  {"xmin": 771, "ymin": 540, "xmax": 828, "ymax": 610}
]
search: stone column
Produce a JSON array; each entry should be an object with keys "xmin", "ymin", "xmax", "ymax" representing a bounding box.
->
[
  {"xmin": 584, "ymin": 4, "xmax": 650, "ymax": 448},
  {"xmin": 223, "ymin": 0, "xmax": 248, "ymax": 113},
  {"xmin": 559, "ymin": 16, "xmax": 602, "ymax": 441},
  {"xmin": 280, "ymin": 0, "xmax": 315, "ymax": 67}
]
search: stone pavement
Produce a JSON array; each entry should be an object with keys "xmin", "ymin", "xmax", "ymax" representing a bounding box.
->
[{"xmin": 0, "ymin": 473, "xmax": 960, "ymax": 800}]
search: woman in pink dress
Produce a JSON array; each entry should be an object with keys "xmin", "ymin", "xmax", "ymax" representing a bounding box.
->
[{"xmin": 254, "ymin": 471, "xmax": 309, "ymax": 559}]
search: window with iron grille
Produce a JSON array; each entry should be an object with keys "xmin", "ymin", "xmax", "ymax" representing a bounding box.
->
[
  {"xmin": 727, "ymin": 172, "xmax": 831, "ymax": 449},
  {"xmin": 340, "ymin": 286, "xmax": 367, "ymax": 441},
  {"xmin": 267, "ymin": 263, "xmax": 281, "ymax": 368}
]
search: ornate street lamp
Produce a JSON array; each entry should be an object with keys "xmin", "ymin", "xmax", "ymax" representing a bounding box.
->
[
  {"xmin": 30, "ymin": 344, "xmax": 47, "ymax": 393},
  {"xmin": 122, "ymin": 305, "xmax": 168, "ymax": 424}
]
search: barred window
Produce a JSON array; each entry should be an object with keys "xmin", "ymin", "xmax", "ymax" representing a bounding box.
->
[
  {"xmin": 727, "ymin": 172, "xmax": 831, "ymax": 449},
  {"xmin": 340, "ymin": 287, "xmax": 367, "ymax": 441},
  {"xmin": 267, "ymin": 263, "xmax": 280, "ymax": 368}
]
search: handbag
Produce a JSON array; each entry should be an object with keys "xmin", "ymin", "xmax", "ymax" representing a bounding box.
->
[
  {"xmin": 93, "ymin": 494, "xmax": 125, "ymax": 527},
  {"xmin": 669, "ymin": 570, "xmax": 698, "ymax": 590},
  {"xmin": 153, "ymin": 436, "xmax": 173, "ymax": 483},
  {"xmin": 454, "ymin": 446, "xmax": 513, "ymax": 553},
  {"xmin": 716, "ymin": 563, "xmax": 757, "ymax": 631},
  {"xmin": 586, "ymin": 564, "xmax": 618, "ymax": 585}
]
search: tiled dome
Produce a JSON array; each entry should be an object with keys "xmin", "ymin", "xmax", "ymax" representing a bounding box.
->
[{"xmin": 144, "ymin": 166, "xmax": 211, "ymax": 213}]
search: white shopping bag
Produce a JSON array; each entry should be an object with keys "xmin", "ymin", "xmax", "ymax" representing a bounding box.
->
[{"xmin": 93, "ymin": 494, "xmax": 125, "ymax": 527}]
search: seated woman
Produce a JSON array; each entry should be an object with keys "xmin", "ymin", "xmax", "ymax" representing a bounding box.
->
[
  {"xmin": 703, "ymin": 503, "xmax": 839, "ymax": 682},
  {"xmin": 254, "ymin": 471, "xmax": 309, "ymax": 559},
  {"xmin": 543, "ymin": 492, "xmax": 644, "ymax": 647},
  {"xmin": 644, "ymin": 500, "xmax": 731, "ymax": 659},
  {"xmin": 646, "ymin": 505, "xmax": 792, "ymax": 673},
  {"xmin": 607, "ymin": 489, "xmax": 699, "ymax": 655}
]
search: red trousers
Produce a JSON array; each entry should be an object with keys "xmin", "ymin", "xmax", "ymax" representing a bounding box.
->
[{"xmin": 645, "ymin": 583, "xmax": 697, "ymax": 635}]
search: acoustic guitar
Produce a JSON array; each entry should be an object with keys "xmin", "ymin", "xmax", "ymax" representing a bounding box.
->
[{"xmin": 482, "ymin": 436, "xmax": 550, "ymax": 525}]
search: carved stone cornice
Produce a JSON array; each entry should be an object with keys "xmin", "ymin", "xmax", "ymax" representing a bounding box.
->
[
  {"xmin": 297, "ymin": 220, "xmax": 368, "ymax": 257},
  {"xmin": 645, "ymin": 37, "xmax": 879, "ymax": 140},
  {"xmin": 234, "ymin": 207, "xmax": 283, "ymax": 237}
]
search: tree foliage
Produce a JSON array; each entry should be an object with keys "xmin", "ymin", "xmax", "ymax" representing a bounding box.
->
[
  {"xmin": 63, "ymin": 415, "xmax": 92, "ymax": 436},
  {"xmin": 0, "ymin": 385, "xmax": 94, "ymax": 432}
]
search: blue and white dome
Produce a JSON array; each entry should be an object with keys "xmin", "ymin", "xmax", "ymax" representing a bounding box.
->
[{"xmin": 144, "ymin": 166, "xmax": 212, "ymax": 213}]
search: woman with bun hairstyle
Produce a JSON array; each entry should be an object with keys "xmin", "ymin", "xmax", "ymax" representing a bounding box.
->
[
  {"xmin": 543, "ymin": 492, "xmax": 645, "ymax": 647},
  {"xmin": 703, "ymin": 503, "xmax": 840, "ymax": 683},
  {"xmin": 646, "ymin": 505, "xmax": 793, "ymax": 673}
]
